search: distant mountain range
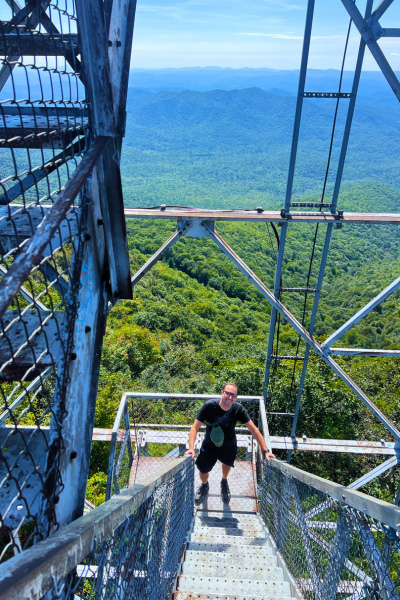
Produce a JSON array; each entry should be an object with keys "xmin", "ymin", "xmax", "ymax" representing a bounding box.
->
[
  {"xmin": 121, "ymin": 86, "xmax": 400, "ymax": 209},
  {"xmin": 129, "ymin": 67, "xmax": 398, "ymax": 103}
]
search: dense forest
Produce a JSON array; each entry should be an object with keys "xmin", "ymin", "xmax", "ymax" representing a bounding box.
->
[{"xmin": 88, "ymin": 81, "xmax": 400, "ymax": 507}]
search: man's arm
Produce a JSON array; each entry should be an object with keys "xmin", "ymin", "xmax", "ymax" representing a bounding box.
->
[
  {"xmin": 245, "ymin": 420, "xmax": 275, "ymax": 461},
  {"xmin": 185, "ymin": 419, "xmax": 203, "ymax": 459}
]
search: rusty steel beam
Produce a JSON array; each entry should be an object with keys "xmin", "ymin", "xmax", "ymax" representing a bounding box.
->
[{"xmin": 123, "ymin": 207, "xmax": 400, "ymax": 225}]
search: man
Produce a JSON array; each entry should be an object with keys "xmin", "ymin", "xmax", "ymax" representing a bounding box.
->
[{"xmin": 185, "ymin": 382, "xmax": 275, "ymax": 504}]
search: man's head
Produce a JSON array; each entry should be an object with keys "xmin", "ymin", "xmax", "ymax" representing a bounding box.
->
[{"xmin": 220, "ymin": 382, "xmax": 238, "ymax": 410}]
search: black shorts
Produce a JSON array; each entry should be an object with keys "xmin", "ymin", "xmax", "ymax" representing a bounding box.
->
[{"xmin": 195, "ymin": 442, "xmax": 237, "ymax": 473}]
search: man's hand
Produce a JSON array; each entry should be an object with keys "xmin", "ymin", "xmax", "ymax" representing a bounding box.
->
[
  {"xmin": 185, "ymin": 449, "xmax": 195, "ymax": 459},
  {"xmin": 264, "ymin": 451, "xmax": 275, "ymax": 462}
]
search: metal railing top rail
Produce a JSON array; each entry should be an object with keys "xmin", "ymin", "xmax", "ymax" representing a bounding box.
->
[
  {"xmin": 269, "ymin": 457, "xmax": 400, "ymax": 531},
  {"xmin": 0, "ymin": 456, "xmax": 192, "ymax": 600},
  {"xmin": 123, "ymin": 391, "xmax": 261, "ymax": 402}
]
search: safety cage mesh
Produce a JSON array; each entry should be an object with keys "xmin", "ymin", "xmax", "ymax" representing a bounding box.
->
[{"xmin": 0, "ymin": 0, "xmax": 88, "ymax": 562}]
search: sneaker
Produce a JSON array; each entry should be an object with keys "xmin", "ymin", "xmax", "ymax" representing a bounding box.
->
[
  {"xmin": 195, "ymin": 482, "xmax": 209, "ymax": 505},
  {"xmin": 221, "ymin": 478, "xmax": 231, "ymax": 502}
]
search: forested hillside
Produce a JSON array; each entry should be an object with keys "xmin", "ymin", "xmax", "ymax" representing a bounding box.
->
[{"xmin": 89, "ymin": 84, "xmax": 400, "ymax": 505}]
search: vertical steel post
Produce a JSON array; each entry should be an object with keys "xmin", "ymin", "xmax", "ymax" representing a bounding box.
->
[
  {"xmin": 331, "ymin": 0, "xmax": 371, "ymax": 212},
  {"xmin": 264, "ymin": 0, "xmax": 315, "ymax": 406},
  {"xmin": 287, "ymin": 224, "xmax": 333, "ymax": 462}
]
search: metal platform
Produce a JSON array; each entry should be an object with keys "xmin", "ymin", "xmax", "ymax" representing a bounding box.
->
[{"xmin": 130, "ymin": 456, "xmax": 258, "ymax": 512}]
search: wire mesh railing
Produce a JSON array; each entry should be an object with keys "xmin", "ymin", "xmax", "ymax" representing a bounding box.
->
[
  {"xmin": 258, "ymin": 457, "xmax": 400, "ymax": 600},
  {"xmin": 0, "ymin": 455, "xmax": 194, "ymax": 600}
]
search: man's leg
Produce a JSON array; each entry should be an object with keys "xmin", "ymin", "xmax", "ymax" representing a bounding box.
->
[
  {"xmin": 199, "ymin": 471, "xmax": 209, "ymax": 484},
  {"xmin": 221, "ymin": 464, "xmax": 231, "ymax": 480}
]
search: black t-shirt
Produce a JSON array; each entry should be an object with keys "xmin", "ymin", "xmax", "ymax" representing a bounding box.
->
[{"xmin": 196, "ymin": 399, "xmax": 251, "ymax": 447}]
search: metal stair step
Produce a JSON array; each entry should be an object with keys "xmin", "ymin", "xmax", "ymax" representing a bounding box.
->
[
  {"xmin": 184, "ymin": 550, "xmax": 277, "ymax": 566},
  {"xmin": 174, "ymin": 593, "xmax": 294, "ymax": 600},
  {"xmin": 194, "ymin": 516, "xmax": 265, "ymax": 529},
  {"xmin": 195, "ymin": 512, "xmax": 262, "ymax": 526},
  {"xmin": 177, "ymin": 576, "xmax": 292, "ymax": 597},
  {"xmin": 187, "ymin": 541, "xmax": 275, "ymax": 555},
  {"xmin": 193, "ymin": 525, "xmax": 265, "ymax": 537},
  {"xmin": 181, "ymin": 563, "xmax": 284, "ymax": 581},
  {"xmin": 190, "ymin": 533, "xmax": 271, "ymax": 547}
]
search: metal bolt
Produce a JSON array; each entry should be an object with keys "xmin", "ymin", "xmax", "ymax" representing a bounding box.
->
[{"xmin": 85, "ymin": 326, "xmax": 91, "ymax": 333}]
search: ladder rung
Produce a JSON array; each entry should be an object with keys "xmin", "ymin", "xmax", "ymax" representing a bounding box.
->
[
  {"xmin": 272, "ymin": 355, "xmax": 304, "ymax": 361},
  {"xmin": 280, "ymin": 287, "xmax": 316, "ymax": 293},
  {"xmin": 290, "ymin": 202, "xmax": 334, "ymax": 208},
  {"xmin": 303, "ymin": 91, "xmax": 352, "ymax": 98}
]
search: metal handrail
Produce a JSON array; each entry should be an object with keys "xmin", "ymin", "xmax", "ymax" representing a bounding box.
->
[
  {"xmin": 266, "ymin": 457, "xmax": 400, "ymax": 531},
  {"xmin": 0, "ymin": 456, "xmax": 192, "ymax": 600}
]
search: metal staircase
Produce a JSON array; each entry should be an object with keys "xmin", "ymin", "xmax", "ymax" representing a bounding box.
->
[{"xmin": 175, "ymin": 510, "xmax": 299, "ymax": 600}]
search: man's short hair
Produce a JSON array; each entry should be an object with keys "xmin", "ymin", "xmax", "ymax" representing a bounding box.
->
[{"xmin": 222, "ymin": 382, "xmax": 238, "ymax": 393}]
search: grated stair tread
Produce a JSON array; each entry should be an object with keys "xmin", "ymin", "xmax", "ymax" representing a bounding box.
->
[
  {"xmin": 177, "ymin": 576, "xmax": 292, "ymax": 597},
  {"xmin": 193, "ymin": 525, "xmax": 265, "ymax": 537},
  {"xmin": 190, "ymin": 532, "xmax": 272, "ymax": 547},
  {"xmin": 174, "ymin": 593, "xmax": 295, "ymax": 600},
  {"xmin": 187, "ymin": 541, "xmax": 275, "ymax": 555},
  {"xmin": 195, "ymin": 515, "xmax": 264, "ymax": 525},
  {"xmin": 184, "ymin": 551, "xmax": 277, "ymax": 566},
  {"xmin": 182, "ymin": 564, "xmax": 284, "ymax": 581}
]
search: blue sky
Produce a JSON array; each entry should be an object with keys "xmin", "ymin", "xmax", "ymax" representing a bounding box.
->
[{"xmin": 131, "ymin": 0, "xmax": 400, "ymax": 70}]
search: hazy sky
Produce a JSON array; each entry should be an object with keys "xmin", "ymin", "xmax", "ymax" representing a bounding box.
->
[{"xmin": 131, "ymin": 0, "xmax": 400, "ymax": 70}]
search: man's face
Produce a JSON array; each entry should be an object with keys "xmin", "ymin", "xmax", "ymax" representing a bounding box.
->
[{"xmin": 220, "ymin": 385, "xmax": 238, "ymax": 409}]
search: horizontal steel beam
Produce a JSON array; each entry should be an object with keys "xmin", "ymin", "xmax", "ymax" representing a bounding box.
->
[
  {"xmin": 329, "ymin": 348, "xmax": 400, "ymax": 357},
  {"xmin": 0, "ymin": 456, "xmax": 191, "ymax": 600},
  {"xmin": 0, "ymin": 33, "xmax": 79, "ymax": 56},
  {"xmin": 88, "ymin": 426, "xmax": 399, "ymax": 455},
  {"xmin": 124, "ymin": 207, "xmax": 400, "ymax": 225},
  {"xmin": 303, "ymin": 92, "xmax": 352, "ymax": 98},
  {"xmin": 270, "ymin": 459, "xmax": 400, "ymax": 530},
  {"xmin": 124, "ymin": 391, "xmax": 261, "ymax": 402}
]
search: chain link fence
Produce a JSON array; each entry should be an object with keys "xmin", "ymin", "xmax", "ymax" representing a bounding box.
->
[
  {"xmin": 0, "ymin": 0, "xmax": 90, "ymax": 562},
  {"xmin": 259, "ymin": 459, "xmax": 400, "ymax": 600}
]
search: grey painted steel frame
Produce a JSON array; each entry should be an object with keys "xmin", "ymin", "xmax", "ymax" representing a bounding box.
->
[
  {"xmin": 76, "ymin": 0, "xmax": 134, "ymax": 301},
  {"xmin": 127, "ymin": 218, "xmax": 400, "ymax": 446},
  {"xmin": 341, "ymin": 0, "xmax": 400, "ymax": 101},
  {"xmin": 287, "ymin": 0, "xmax": 369, "ymax": 460},
  {"xmin": 263, "ymin": 0, "xmax": 315, "ymax": 403}
]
